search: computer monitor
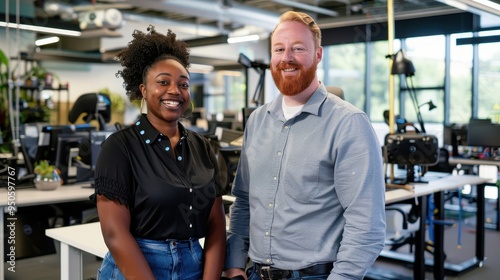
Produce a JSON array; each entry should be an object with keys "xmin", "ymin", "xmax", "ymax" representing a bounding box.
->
[
  {"xmin": 54, "ymin": 130, "xmax": 94, "ymax": 184},
  {"xmin": 90, "ymin": 130, "xmax": 114, "ymax": 170},
  {"xmin": 35, "ymin": 124, "xmax": 96, "ymax": 166},
  {"xmin": 242, "ymin": 107, "xmax": 257, "ymax": 130},
  {"xmin": 219, "ymin": 147, "xmax": 241, "ymax": 193},
  {"xmin": 467, "ymin": 118, "xmax": 500, "ymax": 148},
  {"xmin": 189, "ymin": 107, "xmax": 206, "ymax": 126},
  {"xmin": 443, "ymin": 124, "xmax": 468, "ymax": 156}
]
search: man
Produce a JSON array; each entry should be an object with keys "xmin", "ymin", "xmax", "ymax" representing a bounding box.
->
[{"xmin": 223, "ymin": 11, "xmax": 386, "ymax": 280}]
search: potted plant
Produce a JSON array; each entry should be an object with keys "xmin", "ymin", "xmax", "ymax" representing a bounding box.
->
[
  {"xmin": 0, "ymin": 48, "xmax": 11, "ymax": 151},
  {"xmin": 33, "ymin": 160, "xmax": 62, "ymax": 190}
]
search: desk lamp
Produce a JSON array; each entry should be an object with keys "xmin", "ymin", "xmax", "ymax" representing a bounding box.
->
[
  {"xmin": 238, "ymin": 53, "xmax": 268, "ymax": 106},
  {"xmin": 391, "ymin": 49, "xmax": 430, "ymax": 133}
]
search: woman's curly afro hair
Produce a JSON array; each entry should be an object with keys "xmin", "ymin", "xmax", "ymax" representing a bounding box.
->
[{"xmin": 115, "ymin": 25, "xmax": 190, "ymax": 101}]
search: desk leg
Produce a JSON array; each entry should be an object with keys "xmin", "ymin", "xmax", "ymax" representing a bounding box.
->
[
  {"xmin": 60, "ymin": 242, "xmax": 83, "ymax": 280},
  {"xmin": 476, "ymin": 183, "xmax": 485, "ymax": 266},
  {"xmin": 1, "ymin": 207, "xmax": 4, "ymax": 280},
  {"xmin": 433, "ymin": 191, "xmax": 445, "ymax": 280},
  {"xmin": 414, "ymin": 196, "xmax": 426, "ymax": 280},
  {"xmin": 496, "ymin": 185, "xmax": 499, "ymax": 231}
]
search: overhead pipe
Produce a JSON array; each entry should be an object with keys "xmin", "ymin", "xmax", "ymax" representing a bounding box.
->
[{"xmin": 124, "ymin": 0, "xmax": 280, "ymax": 31}]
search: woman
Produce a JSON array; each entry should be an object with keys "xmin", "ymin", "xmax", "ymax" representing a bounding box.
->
[{"xmin": 90, "ymin": 25, "xmax": 226, "ymax": 280}]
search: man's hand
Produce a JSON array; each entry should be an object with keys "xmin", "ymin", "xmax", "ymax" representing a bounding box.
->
[{"xmin": 221, "ymin": 268, "xmax": 247, "ymax": 280}]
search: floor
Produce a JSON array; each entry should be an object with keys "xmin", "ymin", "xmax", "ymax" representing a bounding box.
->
[
  {"xmin": 368, "ymin": 196, "xmax": 500, "ymax": 280},
  {"xmin": 3, "ymin": 198, "xmax": 499, "ymax": 280}
]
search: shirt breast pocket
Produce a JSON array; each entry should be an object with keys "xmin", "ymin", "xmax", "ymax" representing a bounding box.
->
[{"xmin": 282, "ymin": 157, "xmax": 321, "ymax": 202}]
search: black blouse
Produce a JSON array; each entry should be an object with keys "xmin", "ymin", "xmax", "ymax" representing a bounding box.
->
[{"xmin": 90, "ymin": 114, "xmax": 225, "ymax": 240}]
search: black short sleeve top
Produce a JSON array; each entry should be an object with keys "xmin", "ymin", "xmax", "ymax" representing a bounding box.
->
[{"xmin": 90, "ymin": 114, "xmax": 225, "ymax": 240}]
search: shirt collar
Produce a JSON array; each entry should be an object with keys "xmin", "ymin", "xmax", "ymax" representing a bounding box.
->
[
  {"xmin": 268, "ymin": 83, "xmax": 328, "ymax": 119},
  {"xmin": 134, "ymin": 114, "xmax": 188, "ymax": 145}
]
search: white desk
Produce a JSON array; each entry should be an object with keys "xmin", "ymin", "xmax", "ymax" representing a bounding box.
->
[
  {"xmin": 46, "ymin": 222, "xmax": 105, "ymax": 280},
  {"xmin": 380, "ymin": 174, "xmax": 490, "ymax": 280},
  {"xmin": 449, "ymin": 157, "xmax": 500, "ymax": 167},
  {"xmin": 0, "ymin": 183, "xmax": 94, "ymax": 280},
  {"xmin": 449, "ymin": 157, "xmax": 500, "ymax": 231},
  {"xmin": 44, "ymin": 176, "xmax": 489, "ymax": 280}
]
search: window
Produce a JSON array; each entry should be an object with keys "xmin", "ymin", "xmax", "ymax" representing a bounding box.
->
[
  {"xmin": 477, "ymin": 30, "xmax": 500, "ymax": 123},
  {"xmin": 404, "ymin": 35, "xmax": 445, "ymax": 125},
  {"xmin": 450, "ymin": 32, "xmax": 473, "ymax": 124},
  {"xmin": 325, "ymin": 43, "xmax": 366, "ymax": 110}
]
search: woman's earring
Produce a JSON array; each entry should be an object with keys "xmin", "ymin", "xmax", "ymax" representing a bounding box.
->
[
  {"xmin": 182, "ymin": 102, "xmax": 194, "ymax": 118},
  {"xmin": 140, "ymin": 98, "xmax": 146, "ymax": 114}
]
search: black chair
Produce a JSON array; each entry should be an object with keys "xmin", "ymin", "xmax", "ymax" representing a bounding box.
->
[{"xmin": 68, "ymin": 93, "xmax": 111, "ymax": 131}]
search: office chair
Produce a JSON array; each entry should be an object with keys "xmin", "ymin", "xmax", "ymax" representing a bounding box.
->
[
  {"xmin": 68, "ymin": 93, "xmax": 111, "ymax": 131},
  {"xmin": 325, "ymin": 86, "xmax": 345, "ymax": 100}
]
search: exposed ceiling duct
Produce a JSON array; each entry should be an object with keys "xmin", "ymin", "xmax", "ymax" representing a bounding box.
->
[
  {"xmin": 121, "ymin": 11, "xmax": 227, "ymax": 38},
  {"xmin": 7, "ymin": 0, "xmax": 500, "ymax": 65},
  {"xmin": 123, "ymin": 0, "xmax": 281, "ymax": 32}
]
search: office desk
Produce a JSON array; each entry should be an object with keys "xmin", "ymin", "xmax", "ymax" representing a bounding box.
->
[
  {"xmin": 46, "ymin": 222, "xmax": 105, "ymax": 280},
  {"xmin": 380, "ymin": 174, "xmax": 490, "ymax": 280},
  {"xmin": 42, "ymin": 178, "xmax": 488, "ymax": 280},
  {"xmin": 449, "ymin": 157, "xmax": 500, "ymax": 168},
  {"xmin": 45, "ymin": 196, "xmax": 236, "ymax": 280},
  {"xmin": 46, "ymin": 222, "xmax": 217, "ymax": 280},
  {"xmin": 0, "ymin": 183, "xmax": 94, "ymax": 280},
  {"xmin": 449, "ymin": 157, "xmax": 500, "ymax": 231}
]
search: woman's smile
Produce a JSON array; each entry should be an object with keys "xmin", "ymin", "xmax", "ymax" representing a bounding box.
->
[{"xmin": 161, "ymin": 99, "xmax": 183, "ymax": 109}]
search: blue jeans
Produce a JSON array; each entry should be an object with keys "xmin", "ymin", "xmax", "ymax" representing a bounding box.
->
[
  {"xmin": 246, "ymin": 264, "xmax": 329, "ymax": 280},
  {"xmin": 97, "ymin": 238, "xmax": 203, "ymax": 280}
]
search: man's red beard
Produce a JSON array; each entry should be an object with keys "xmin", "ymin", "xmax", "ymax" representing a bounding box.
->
[{"xmin": 271, "ymin": 61, "xmax": 317, "ymax": 96}]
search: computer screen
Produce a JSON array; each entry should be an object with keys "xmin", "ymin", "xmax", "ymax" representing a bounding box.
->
[
  {"xmin": 219, "ymin": 147, "xmax": 241, "ymax": 193},
  {"xmin": 35, "ymin": 124, "xmax": 96, "ymax": 166},
  {"xmin": 90, "ymin": 130, "xmax": 114, "ymax": 170},
  {"xmin": 54, "ymin": 133, "xmax": 88, "ymax": 184},
  {"xmin": 467, "ymin": 119, "xmax": 500, "ymax": 148},
  {"xmin": 242, "ymin": 107, "xmax": 257, "ymax": 130},
  {"xmin": 443, "ymin": 124, "xmax": 468, "ymax": 156}
]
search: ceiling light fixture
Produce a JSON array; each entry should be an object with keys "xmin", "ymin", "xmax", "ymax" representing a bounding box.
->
[
  {"xmin": 0, "ymin": 21, "xmax": 81, "ymax": 37},
  {"xmin": 35, "ymin": 36, "xmax": 60, "ymax": 46},
  {"xmin": 185, "ymin": 35, "xmax": 229, "ymax": 47},
  {"xmin": 190, "ymin": 63, "xmax": 214, "ymax": 73},
  {"xmin": 436, "ymin": 0, "xmax": 500, "ymax": 17},
  {"xmin": 227, "ymin": 34, "xmax": 260, "ymax": 44}
]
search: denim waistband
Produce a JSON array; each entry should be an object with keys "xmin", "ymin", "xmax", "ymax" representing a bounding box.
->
[{"xmin": 135, "ymin": 237, "xmax": 200, "ymax": 250}]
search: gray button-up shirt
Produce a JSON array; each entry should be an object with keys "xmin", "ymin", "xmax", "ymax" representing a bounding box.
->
[{"xmin": 225, "ymin": 84, "xmax": 386, "ymax": 279}]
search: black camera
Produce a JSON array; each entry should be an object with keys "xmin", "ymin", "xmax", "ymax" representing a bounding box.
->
[{"xmin": 384, "ymin": 133, "xmax": 439, "ymax": 166}]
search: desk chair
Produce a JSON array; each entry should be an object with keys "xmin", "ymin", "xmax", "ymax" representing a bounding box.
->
[
  {"xmin": 325, "ymin": 86, "xmax": 345, "ymax": 100},
  {"xmin": 385, "ymin": 201, "xmax": 420, "ymax": 252},
  {"xmin": 428, "ymin": 148, "xmax": 464, "ymax": 204},
  {"xmin": 68, "ymin": 93, "xmax": 111, "ymax": 131}
]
